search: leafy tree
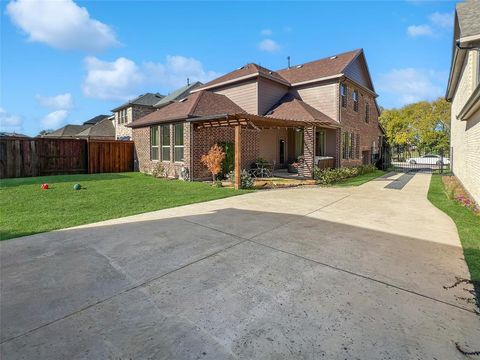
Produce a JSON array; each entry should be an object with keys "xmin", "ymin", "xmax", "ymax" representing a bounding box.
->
[
  {"xmin": 38, "ymin": 129, "xmax": 54, "ymax": 136},
  {"xmin": 379, "ymin": 98, "xmax": 450, "ymax": 154},
  {"xmin": 201, "ymin": 144, "xmax": 226, "ymax": 182}
]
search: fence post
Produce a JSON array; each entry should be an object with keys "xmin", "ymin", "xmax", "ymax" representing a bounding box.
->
[{"xmin": 440, "ymin": 148, "xmax": 444, "ymax": 174}]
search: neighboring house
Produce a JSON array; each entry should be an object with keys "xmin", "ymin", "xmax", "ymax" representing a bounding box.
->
[
  {"xmin": 111, "ymin": 84, "xmax": 204, "ymax": 141},
  {"xmin": 446, "ymin": 0, "xmax": 480, "ymax": 204},
  {"xmin": 0, "ymin": 132, "xmax": 30, "ymax": 138},
  {"xmin": 42, "ymin": 115, "xmax": 115, "ymax": 140},
  {"xmin": 112, "ymin": 93, "xmax": 165, "ymax": 140},
  {"xmin": 129, "ymin": 49, "xmax": 383, "ymax": 180}
]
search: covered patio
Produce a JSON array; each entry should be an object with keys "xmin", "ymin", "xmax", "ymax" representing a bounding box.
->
[{"xmin": 188, "ymin": 113, "xmax": 340, "ymax": 190}]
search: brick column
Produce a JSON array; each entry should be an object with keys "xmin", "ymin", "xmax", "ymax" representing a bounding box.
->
[{"xmin": 300, "ymin": 126, "xmax": 315, "ymax": 178}]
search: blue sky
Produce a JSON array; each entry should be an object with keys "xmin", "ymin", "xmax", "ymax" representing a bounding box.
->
[{"xmin": 1, "ymin": 0, "xmax": 456, "ymax": 136}]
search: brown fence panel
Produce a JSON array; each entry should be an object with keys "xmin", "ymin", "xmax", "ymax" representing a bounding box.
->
[
  {"xmin": 35, "ymin": 139, "xmax": 88, "ymax": 176},
  {"xmin": 88, "ymin": 140, "xmax": 134, "ymax": 174},
  {"xmin": 0, "ymin": 138, "xmax": 87, "ymax": 178}
]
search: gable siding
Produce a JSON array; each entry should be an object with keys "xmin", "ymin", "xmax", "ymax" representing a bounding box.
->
[
  {"xmin": 344, "ymin": 57, "xmax": 372, "ymax": 90},
  {"xmin": 257, "ymin": 78, "xmax": 289, "ymax": 115},
  {"xmin": 213, "ymin": 80, "xmax": 258, "ymax": 114},
  {"xmin": 290, "ymin": 81, "xmax": 339, "ymax": 121}
]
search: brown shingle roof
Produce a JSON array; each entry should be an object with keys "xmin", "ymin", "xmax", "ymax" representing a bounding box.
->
[
  {"xmin": 129, "ymin": 90, "xmax": 246, "ymax": 128},
  {"xmin": 266, "ymin": 94, "xmax": 339, "ymax": 127},
  {"xmin": 276, "ymin": 49, "xmax": 362, "ymax": 84},
  {"xmin": 196, "ymin": 63, "xmax": 288, "ymax": 90}
]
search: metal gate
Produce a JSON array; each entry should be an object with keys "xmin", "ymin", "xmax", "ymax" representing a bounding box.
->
[{"xmin": 390, "ymin": 146, "xmax": 449, "ymax": 173}]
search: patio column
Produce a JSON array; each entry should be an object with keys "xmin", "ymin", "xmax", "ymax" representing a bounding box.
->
[
  {"xmin": 300, "ymin": 126, "xmax": 315, "ymax": 178},
  {"xmin": 234, "ymin": 125, "xmax": 241, "ymax": 190}
]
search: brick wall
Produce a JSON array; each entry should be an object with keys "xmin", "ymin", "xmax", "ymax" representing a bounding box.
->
[
  {"xmin": 339, "ymin": 80, "xmax": 381, "ymax": 168},
  {"xmin": 132, "ymin": 122, "xmax": 191, "ymax": 178},
  {"xmin": 192, "ymin": 126, "xmax": 260, "ymax": 180}
]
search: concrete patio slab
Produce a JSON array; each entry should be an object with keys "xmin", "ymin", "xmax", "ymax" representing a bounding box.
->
[{"xmin": 1, "ymin": 171, "xmax": 478, "ymax": 359}]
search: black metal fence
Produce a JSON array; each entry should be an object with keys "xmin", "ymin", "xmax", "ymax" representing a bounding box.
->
[{"xmin": 389, "ymin": 146, "xmax": 449, "ymax": 173}]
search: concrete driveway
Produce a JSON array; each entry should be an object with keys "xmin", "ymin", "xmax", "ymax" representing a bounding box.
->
[{"xmin": 1, "ymin": 172, "xmax": 479, "ymax": 359}]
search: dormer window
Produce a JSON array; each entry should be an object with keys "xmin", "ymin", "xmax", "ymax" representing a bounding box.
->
[
  {"xmin": 353, "ymin": 90, "xmax": 359, "ymax": 112},
  {"xmin": 341, "ymin": 84, "xmax": 347, "ymax": 108}
]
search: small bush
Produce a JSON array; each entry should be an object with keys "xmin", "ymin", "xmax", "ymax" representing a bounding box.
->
[
  {"xmin": 314, "ymin": 164, "xmax": 377, "ymax": 185},
  {"xmin": 201, "ymin": 144, "xmax": 226, "ymax": 182},
  {"xmin": 228, "ymin": 170, "xmax": 254, "ymax": 189},
  {"xmin": 151, "ymin": 162, "xmax": 165, "ymax": 178}
]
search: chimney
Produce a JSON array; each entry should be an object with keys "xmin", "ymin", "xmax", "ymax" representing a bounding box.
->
[
  {"xmin": 187, "ymin": 77, "xmax": 190, "ymax": 86},
  {"xmin": 287, "ymin": 56, "xmax": 291, "ymax": 69}
]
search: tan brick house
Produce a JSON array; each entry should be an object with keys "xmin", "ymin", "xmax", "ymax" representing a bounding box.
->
[
  {"xmin": 446, "ymin": 0, "xmax": 480, "ymax": 204},
  {"xmin": 129, "ymin": 49, "xmax": 384, "ymax": 180}
]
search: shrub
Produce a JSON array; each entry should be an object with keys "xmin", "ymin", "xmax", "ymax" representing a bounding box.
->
[
  {"xmin": 314, "ymin": 164, "xmax": 377, "ymax": 185},
  {"xmin": 201, "ymin": 144, "xmax": 226, "ymax": 182},
  {"xmin": 151, "ymin": 162, "xmax": 165, "ymax": 178},
  {"xmin": 228, "ymin": 170, "xmax": 254, "ymax": 189}
]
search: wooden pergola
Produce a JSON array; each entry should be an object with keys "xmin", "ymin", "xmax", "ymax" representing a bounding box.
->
[{"xmin": 188, "ymin": 113, "xmax": 339, "ymax": 190}]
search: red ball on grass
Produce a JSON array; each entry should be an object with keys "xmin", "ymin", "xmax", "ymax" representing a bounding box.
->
[{"xmin": 41, "ymin": 183, "xmax": 49, "ymax": 190}]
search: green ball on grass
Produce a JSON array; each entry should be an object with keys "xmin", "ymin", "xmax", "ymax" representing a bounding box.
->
[{"xmin": 73, "ymin": 183, "xmax": 81, "ymax": 190}]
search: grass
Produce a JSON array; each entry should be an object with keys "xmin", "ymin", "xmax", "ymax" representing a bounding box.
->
[
  {"xmin": 428, "ymin": 174, "xmax": 480, "ymax": 282},
  {"xmin": 0, "ymin": 172, "xmax": 251, "ymax": 240},
  {"xmin": 334, "ymin": 170, "xmax": 387, "ymax": 187}
]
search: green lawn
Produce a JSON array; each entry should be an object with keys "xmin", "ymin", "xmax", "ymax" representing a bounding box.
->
[
  {"xmin": 428, "ymin": 175, "xmax": 480, "ymax": 282},
  {"xmin": 334, "ymin": 170, "xmax": 387, "ymax": 187},
  {"xmin": 0, "ymin": 173, "xmax": 251, "ymax": 240}
]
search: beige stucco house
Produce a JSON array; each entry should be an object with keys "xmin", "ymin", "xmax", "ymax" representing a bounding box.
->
[{"xmin": 446, "ymin": 0, "xmax": 480, "ymax": 204}]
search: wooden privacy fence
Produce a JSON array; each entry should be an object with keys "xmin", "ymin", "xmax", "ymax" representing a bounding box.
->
[
  {"xmin": 0, "ymin": 138, "xmax": 134, "ymax": 178},
  {"xmin": 88, "ymin": 140, "xmax": 134, "ymax": 174}
]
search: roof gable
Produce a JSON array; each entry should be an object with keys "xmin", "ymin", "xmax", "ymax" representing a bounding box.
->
[{"xmin": 343, "ymin": 51, "xmax": 375, "ymax": 92}]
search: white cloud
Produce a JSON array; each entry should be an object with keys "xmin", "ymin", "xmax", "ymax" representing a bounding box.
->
[
  {"xmin": 82, "ymin": 57, "xmax": 144, "ymax": 100},
  {"xmin": 6, "ymin": 0, "xmax": 119, "ymax": 51},
  {"xmin": 377, "ymin": 68, "xmax": 445, "ymax": 106},
  {"xmin": 36, "ymin": 93, "xmax": 74, "ymax": 110},
  {"xmin": 258, "ymin": 39, "xmax": 280, "ymax": 52},
  {"xmin": 0, "ymin": 107, "xmax": 23, "ymax": 131},
  {"xmin": 407, "ymin": 24, "xmax": 433, "ymax": 37},
  {"xmin": 144, "ymin": 55, "xmax": 221, "ymax": 90},
  {"xmin": 82, "ymin": 55, "xmax": 220, "ymax": 101},
  {"xmin": 41, "ymin": 110, "xmax": 69, "ymax": 128},
  {"xmin": 260, "ymin": 29, "xmax": 272, "ymax": 36},
  {"xmin": 429, "ymin": 12, "xmax": 454, "ymax": 28}
]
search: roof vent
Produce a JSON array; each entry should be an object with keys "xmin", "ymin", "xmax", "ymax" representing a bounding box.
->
[
  {"xmin": 296, "ymin": 65, "xmax": 303, "ymax": 69},
  {"xmin": 179, "ymin": 98, "xmax": 188, "ymax": 102},
  {"xmin": 269, "ymin": 71, "xmax": 273, "ymax": 74},
  {"xmin": 237, "ymin": 65, "xmax": 245, "ymax": 70},
  {"xmin": 330, "ymin": 56, "xmax": 337, "ymax": 60}
]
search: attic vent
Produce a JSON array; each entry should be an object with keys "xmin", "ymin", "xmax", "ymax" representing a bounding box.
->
[
  {"xmin": 296, "ymin": 65, "xmax": 303, "ymax": 69},
  {"xmin": 269, "ymin": 71, "xmax": 273, "ymax": 74},
  {"xmin": 237, "ymin": 66, "xmax": 245, "ymax": 70},
  {"xmin": 179, "ymin": 98, "xmax": 188, "ymax": 102},
  {"xmin": 330, "ymin": 56, "xmax": 337, "ymax": 60}
]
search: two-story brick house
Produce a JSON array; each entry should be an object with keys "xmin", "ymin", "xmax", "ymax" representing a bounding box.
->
[{"xmin": 129, "ymin": 49, "xmax": 383, "ymax": 180}]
